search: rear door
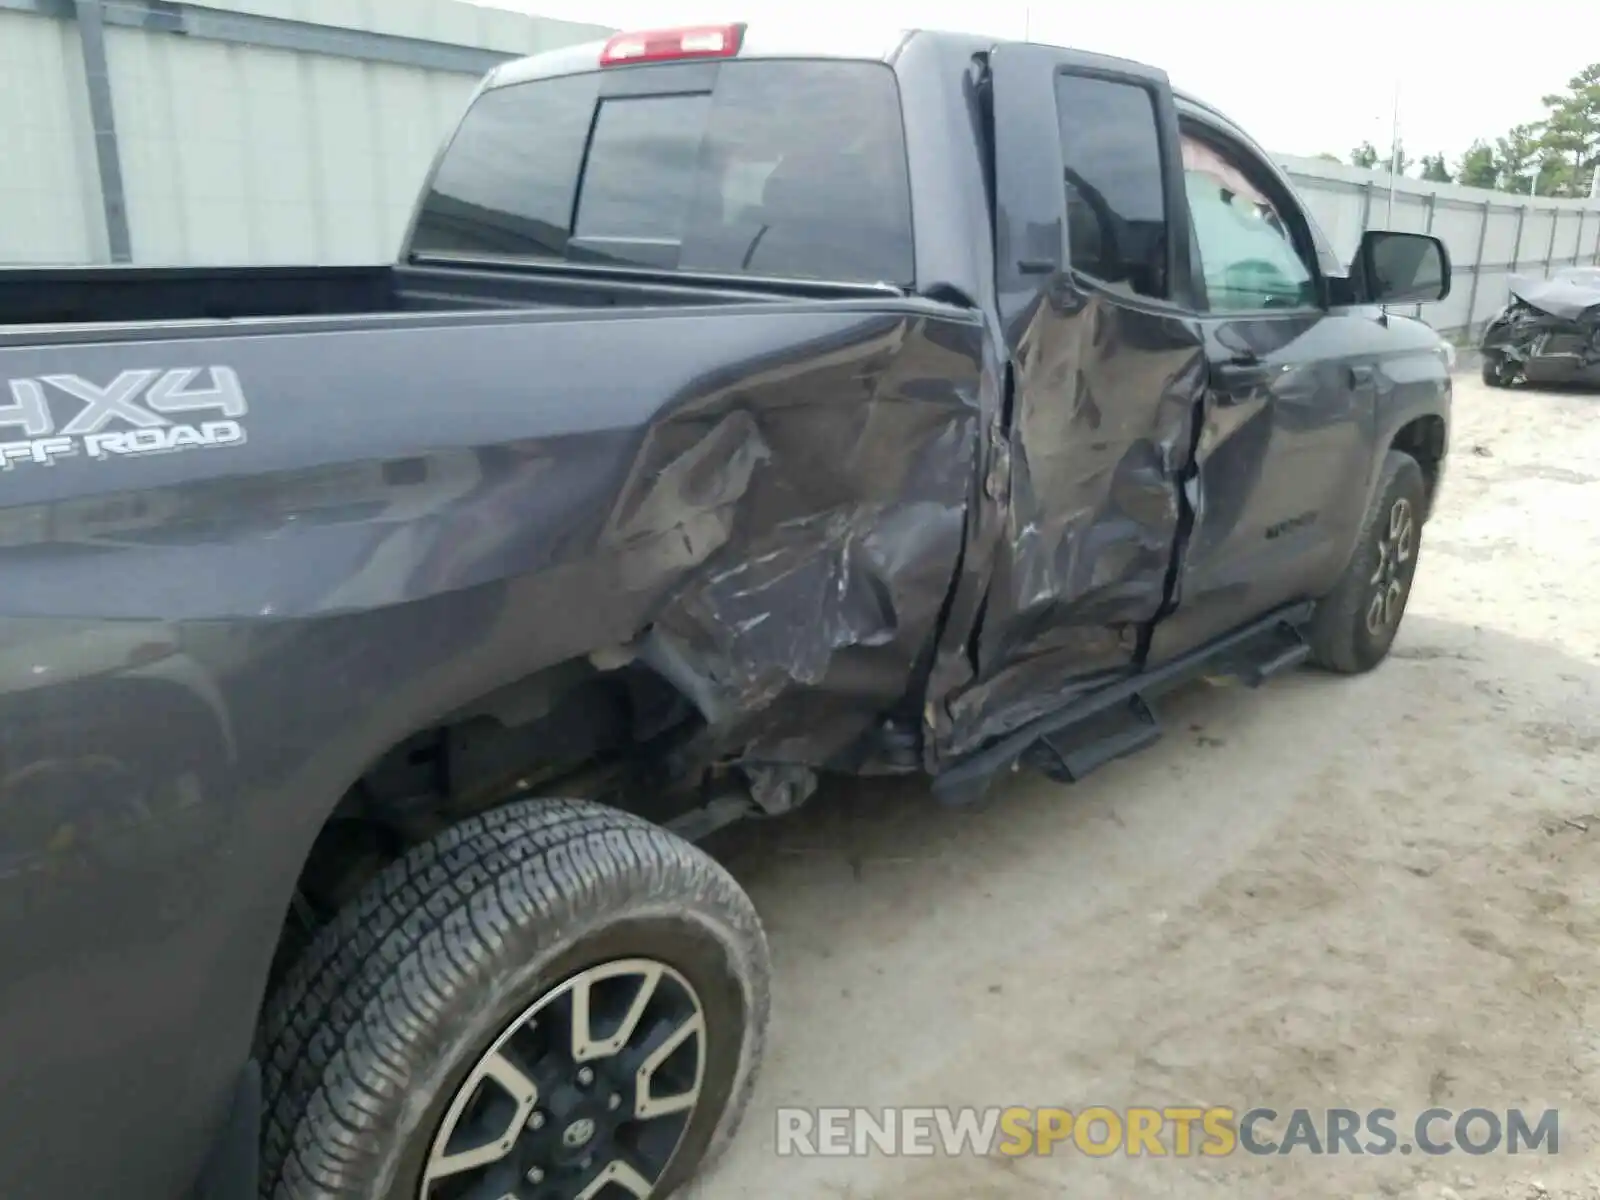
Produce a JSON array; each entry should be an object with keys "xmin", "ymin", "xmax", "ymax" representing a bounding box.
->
[{"xmin": 938, "ymin": 45, "xmax": 1207, "ymax": 757}]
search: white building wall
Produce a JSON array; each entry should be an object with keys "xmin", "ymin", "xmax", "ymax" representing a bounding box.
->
[
  {"xmin": 0, "ymin": 0, "xmax": 608, "ymax": 267},
  {"xmin": 0, "ymin": 1, "xmax": 1596, "ymax": 336},
  {"xmin": 105, "ymin": 34, "xmax": 482, "ymax": 264},
  {"xmin": 0, "ymin": 9, "xmax": 106, "ymax": 263}
]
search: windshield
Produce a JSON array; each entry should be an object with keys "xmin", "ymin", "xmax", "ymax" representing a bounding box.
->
[{"xmin": 409, "ymin": 59, "xmax": 914, "ymax": 288}]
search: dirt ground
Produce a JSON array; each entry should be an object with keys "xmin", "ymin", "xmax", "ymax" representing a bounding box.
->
[{"xmin": 687, "ymin": 373, "xmax": 1600, "ymax": 1200}]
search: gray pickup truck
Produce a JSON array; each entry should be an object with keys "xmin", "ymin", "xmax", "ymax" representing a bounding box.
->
[{"xmin": 0, "ymin": 23, "xmax": 1452, "ymax": 1200}]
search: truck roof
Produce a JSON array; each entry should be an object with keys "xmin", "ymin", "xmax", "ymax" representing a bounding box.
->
[
  {"xmin": 487, "ymin": 23, "xmax": 922, "ymax": 89},
  {"xmin": 485, "ymin": 24, "xmax": 1243, "ymax": 135}
]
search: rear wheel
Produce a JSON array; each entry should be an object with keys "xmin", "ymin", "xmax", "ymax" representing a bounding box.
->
[
  {"xmin": 1307, "ymin": 450, "xmax": 1427, "ymax": 674},
  {"xmin": 259, "ymin": 798, "xmax": 770, "ymax": 1200}
]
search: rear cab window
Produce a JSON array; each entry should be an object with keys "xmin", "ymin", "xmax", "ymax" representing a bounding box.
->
[{"xmin": 410, "ymin": 58, "xmax": 915, "ymax": 288}]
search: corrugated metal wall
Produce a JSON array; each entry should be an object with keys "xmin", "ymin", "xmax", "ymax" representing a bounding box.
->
[
  {"xmin": 0, "ymin": 0, "xmax": 609, "ymax": 265},
  {"xmin": 105, "ymin": 33, "xmax": 473, "ymax": 263},
  {"xmin": 2, "ymin": 1, "xmax": 1598, "ymax": 338},
  {"xmin": 1277, "ymin": 154, "xmax": 1600, "ymax": 338}
]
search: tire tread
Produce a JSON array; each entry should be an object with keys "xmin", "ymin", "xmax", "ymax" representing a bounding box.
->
[
  {"xmin": 258, "ymin": 798, "xmax": 768, "ymax": 1199},
  {"xmin": 1308, "ymin": 449, "xmax": 1426, "ymax": 674}
]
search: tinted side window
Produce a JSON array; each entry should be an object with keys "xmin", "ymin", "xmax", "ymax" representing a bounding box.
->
[
  {"xmin": 1181, "ymin": 133, "xmax": 1317, "ymax": 312},
  {"xmin": 1053, "ymin": 74, "xmax": 1169, "ymax": 300},
  {"xmin": 576, "ymin": 93, "xmax": 714, "ymax": 244}
]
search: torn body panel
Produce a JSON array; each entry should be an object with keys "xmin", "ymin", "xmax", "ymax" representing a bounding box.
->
[
  {"xmin": 1482, "ymin": 270, "xmax": 1600, "ymax": 387},
  {"xmin": 939, "ymin": 288, "xmax": 1207, "ymax": 756},
  {"xmin": 637, "ymin": 312, "xmax": 985, "ymax": 766},
  {"xmin": 0, "ymin": 304, "xmax": 983, "ymax": 771},
  {"xmin": 926, "ymin": 41, "xmax": 1211, "ymax": 760}
]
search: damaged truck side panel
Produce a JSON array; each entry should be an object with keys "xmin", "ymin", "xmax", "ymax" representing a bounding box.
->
[
  {"xmin": 0, "ymin": 299, "xmax": 984, "ymax": 1198},
  {"xmin": 0, "ymin": 28, "xmax": 1456, "ymax": 1200}
]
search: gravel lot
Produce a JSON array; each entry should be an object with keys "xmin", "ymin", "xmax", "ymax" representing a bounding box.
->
[{"xmin": 689, "ymin": 373, "xmax": 1600, "ymax": 1200}]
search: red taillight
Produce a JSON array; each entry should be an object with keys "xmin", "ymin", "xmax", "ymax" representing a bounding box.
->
[{"xmin": 599, "ymin": 23, "xmax": 744, "ymax": 67}]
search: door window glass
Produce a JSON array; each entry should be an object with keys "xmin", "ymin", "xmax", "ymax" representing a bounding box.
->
[
  {"xmin": 1181, "ymin": 133, "xmax": 1317, "ymax": 311},
  {"xmin": 1053, "ymin": 74, "xmax": 1169, "ymax": 300}
]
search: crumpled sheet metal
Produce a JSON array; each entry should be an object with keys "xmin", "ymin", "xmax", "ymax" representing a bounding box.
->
[
  {"xmin": 938, "ymin": 291, "xmax": 1207, "ymax": 757},
  {"xmin": 1508, "ymin": 269, "xmax": 1600, "ymax": 323},
  {"xmin": 1486, "ymin": 270, "xmax": 1600, "ymax": 385},
  {"xmin": 631, "ymin": 311, "xmax": 984, "ymax": 766},
  {"xmin": 0, "ymin": 304, "xmax": 983, "ymax": 779}
]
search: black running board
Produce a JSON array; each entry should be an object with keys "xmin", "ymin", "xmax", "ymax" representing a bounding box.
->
[{"xmin": 931, "ymin": 603, "xmax": 1314, "ymax": 807}]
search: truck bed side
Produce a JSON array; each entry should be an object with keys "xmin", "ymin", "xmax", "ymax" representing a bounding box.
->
[{"xmin": 0, "ymin": 296, "xmax": 980, "ymax": 1198}]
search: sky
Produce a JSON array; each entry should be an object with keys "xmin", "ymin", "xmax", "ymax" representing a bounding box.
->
[{"xmin": 467, "ymin": 0, "xmax": 1600, "ymax": 166}]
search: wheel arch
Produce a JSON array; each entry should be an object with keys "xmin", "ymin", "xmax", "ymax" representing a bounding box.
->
[
  {"xmin": 257, "ymin": 643, "xmax": 709, "ymax": 1011},
  {"xmin": 1388, "ymin": 412, "xmax": 1448, "ymax": 521}
]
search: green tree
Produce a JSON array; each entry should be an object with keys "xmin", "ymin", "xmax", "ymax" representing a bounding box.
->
[
  {"xmin": 1349, "ymin": 141, "xmax": 1380, "ymax": 170},
  {"xmin": 1418, "ymin": 152, "xmax": 1453, "ymax": 183},
  {"xmin": 1456, "ymin": 140, "xmax": 1499, "ymax": 188},
  {"xmin": 1534, "ymin": 152, "xmax": 1577, "ymax": 197},
  {"xmin": 1373, "ymin": 139, "xmax": 1412, "ymax": 176},
  {"xmin": 1495, "ymin": 123, "xmax": 1542, "ymax": 193},
  {"xmin": 1448, "ymin": 61, "xmax": 1600, "ymax": 196},
  {"xmin": 1314, "ymin": 152, "xmax": 1342, "ymax": 164},
  {"xmin": 1539, "ymin": 64, "xmax": 1600, "ymax": 187}
]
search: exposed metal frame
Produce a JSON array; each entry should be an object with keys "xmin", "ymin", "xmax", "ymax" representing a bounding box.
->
[{"xmin": 4, "ymin": 0, "xmax": 527, "ymax": 263}]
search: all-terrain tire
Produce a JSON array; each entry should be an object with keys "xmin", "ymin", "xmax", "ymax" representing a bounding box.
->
[
  {"xmin": 1307, "ymin": 450, "xmax": 1428, "ymax": 674},
  {"xmin": 258, "ymin": 798, "xmax": 770, "ymax": 1199}
]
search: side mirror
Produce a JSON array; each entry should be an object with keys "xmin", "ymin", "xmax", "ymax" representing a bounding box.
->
[{"xmin": 1350, "ymin": 230, "xmax": 1451, "ymax": 305}]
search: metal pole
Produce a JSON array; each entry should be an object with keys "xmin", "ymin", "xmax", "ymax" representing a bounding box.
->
[
  {"xmin": 1463, "ymin": 199, "xmax": 1492, "ymax": 339},
  {"xmin": 1360, "ymin": 180, "xmax": 1375, "ymax": 233},
  {"xmin": 1545, "ymin": 207, "xmax": 1561, "ymax": 275},
  {"xmin": 1510, "ymin": 204, "xmax": 1527, "ymax": 274},
  {"xmin": 1417, "ymin": 192, "xmax": 1437, "ymax": 319},
  {"xmin": 1386, "ymin": 81, "xmax": 1401, "ymax": 225},
  {"xmin": 73, "ymin": 0, "xmax": 132, "ymax": 262},
  {"xmin": 1575, "ymin": 208, "xmax": 1585, "ymax": 266}
]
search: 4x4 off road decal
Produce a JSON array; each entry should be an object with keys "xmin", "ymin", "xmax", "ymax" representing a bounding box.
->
[{"xmin": 0, "ymin": 367, "xmax": 248, "ymax": 469}]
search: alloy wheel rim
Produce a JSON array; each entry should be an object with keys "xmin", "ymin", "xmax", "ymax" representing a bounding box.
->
[
  {"xmin": 1366, "ymin": 496, "xmax": 1415, "ymax": 636},
  {"xmin": 420, "ymin": 958, "xmax": 706, "ymax": 1200}
]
